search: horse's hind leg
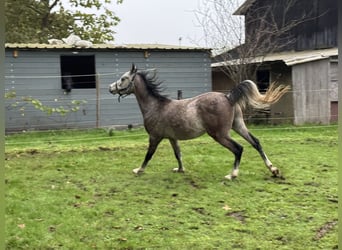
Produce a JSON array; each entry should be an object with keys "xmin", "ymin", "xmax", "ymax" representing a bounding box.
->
[
  {"xmin": 209, "ymin": 133, "xmax": 243, "ymax": 180},
  {"xmin": 169, "ymin": 139, "xmax": 184, "ymax": 173},
  {"xmin": 232, "ymin": 108, "xmax": 280, "ymax": 177}
]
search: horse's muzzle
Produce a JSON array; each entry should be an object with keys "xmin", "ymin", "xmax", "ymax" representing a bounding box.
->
[{"xmin": 109, "ymin": 83, "xmax": 118, "ymax": 95}]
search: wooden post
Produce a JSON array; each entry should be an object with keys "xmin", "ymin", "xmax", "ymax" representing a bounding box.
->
[
  {"xmin": 177, "ymin": 90, "xmax": 183, "ymax": 100},
  {"xmin": 96, "ymin": 74, "xmax": 100, "ymax": 128}
]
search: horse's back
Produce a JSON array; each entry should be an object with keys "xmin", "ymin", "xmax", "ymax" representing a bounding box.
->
[
  {"xmin": 193, "ymin": 92, "xmax": 235, "ymax": 131},
  {"xmin": 182, "ymin": 92, "xmax": 233, "ymax": 117},
  {"xmin": 152, "ymin": 92, "xmax": 234, "ymax": 140}
]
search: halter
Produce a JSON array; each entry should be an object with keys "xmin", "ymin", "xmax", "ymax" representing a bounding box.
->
[{"xmin": 116, "ymin": 72, "xmax": 137, "ymax": 102}]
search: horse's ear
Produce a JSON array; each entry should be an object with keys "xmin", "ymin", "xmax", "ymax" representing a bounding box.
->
[{"xmin": 130, "ymin": 63, "xmax": 137, "ymax": 74}]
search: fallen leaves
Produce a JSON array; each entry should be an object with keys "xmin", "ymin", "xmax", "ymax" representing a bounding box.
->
[
  {"xmin": 134, "ymin": 225, "xmax": 144, "ymax": 231},
  {"xmin": 222, "ymin": 204, "xmax": 232, "ymax": 211}
]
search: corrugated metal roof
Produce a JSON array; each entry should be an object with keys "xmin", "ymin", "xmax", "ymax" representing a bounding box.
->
[
  {"xmin": 211, "ymin": 48, "xmax": 338, "ymax": 67},
  {"xmin": 5, "ymin": 43, "xmax": 210, "ymax": 51}
]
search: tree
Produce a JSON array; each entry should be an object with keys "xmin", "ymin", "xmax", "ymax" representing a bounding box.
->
[
  {"xmin": 5, "ymin": 0, "xmax": 123, "ymax": 43},
  {"xmin": 5, "ymin": 90, "xmax": 87, "ymax": 118},
  {"xmin": 196, "ymin": 0, "xmax": 315, "ymax": 84}
]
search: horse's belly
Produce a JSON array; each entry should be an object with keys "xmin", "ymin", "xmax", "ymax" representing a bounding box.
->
[
  {"xmin": 165, "ymin": 117, "xmax": 206, "ymax": 140},
  {"xmin": 177, "ymin": 129, "xmax": 206, "ymax": 140}
]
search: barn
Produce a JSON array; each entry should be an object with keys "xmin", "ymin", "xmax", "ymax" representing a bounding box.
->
[
  {"xmin": 212, "ymin": 0, "xmax": 338, "ymax": 125},
  {"xmin": 212, "ymin": 48, "xmax": 338, "ymax": 124},
  {"xmin": 5, "ymin": 43, "xmax": 211, "ymax": 132}
]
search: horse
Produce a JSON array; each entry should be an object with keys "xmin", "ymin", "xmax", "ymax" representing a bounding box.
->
[{"xmin": 109, "ymin": 64, "xmax": 289, "ymax": 180}]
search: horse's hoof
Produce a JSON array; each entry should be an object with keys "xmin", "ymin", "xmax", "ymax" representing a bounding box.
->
[
  {"xmin": 224, "ymin": 174, "xmax": 236, "ymax": 180},
  {"xmin": 270, "ymin": 167, "xmax": 280, "ymax": 177},
  {"xmin": 173, "ymin": 168, "xmax": 185, "ymax": 173},
  {"xmin": 133, "ymin": 168, "xmax": 144, "ymax": 175}
]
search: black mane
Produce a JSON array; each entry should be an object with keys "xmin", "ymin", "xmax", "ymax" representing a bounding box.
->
[{"xmin": 137, "ymin": 71, "xmax": 170, "ymax": 102}]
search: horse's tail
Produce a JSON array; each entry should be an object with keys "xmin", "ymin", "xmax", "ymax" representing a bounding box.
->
[{"xmin": 226, "ymin": 80, "xmax": 290, "ymax": 110}]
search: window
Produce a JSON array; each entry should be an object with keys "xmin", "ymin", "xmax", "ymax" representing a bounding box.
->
[
  {"xmin": 256, "ymin": 69, "xmax": 270, "ymax": 93},
  {"xmin": 60, "ymin": 55, "xmax": 96, "ymax": 91}
]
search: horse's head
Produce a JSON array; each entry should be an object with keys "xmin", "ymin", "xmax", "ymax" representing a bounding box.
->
[{"xmin": 109, "ymin": 64, "xmax": 138, "ymax": 98}]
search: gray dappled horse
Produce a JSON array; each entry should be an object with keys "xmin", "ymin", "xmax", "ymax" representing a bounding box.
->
[{"xmin": 109, "ymin": 64, "xmax": 289, "ymax": 180}]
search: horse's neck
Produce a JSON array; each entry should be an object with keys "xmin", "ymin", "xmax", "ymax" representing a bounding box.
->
[{"xmin": 134, "ymin": 79, "xmax": 162, "ymax": 117}]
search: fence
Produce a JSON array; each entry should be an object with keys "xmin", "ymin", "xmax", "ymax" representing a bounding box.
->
[
  {"xmin": 5, "ymin": 70, "xmax": 211, "ymax": 131},
  {"xmin": 5, "ymin": 72, "xmax": 338, "ymax": 132}
]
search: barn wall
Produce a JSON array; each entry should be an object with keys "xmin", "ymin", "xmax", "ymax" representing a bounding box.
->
[
  {"xmin": 212, "ymin": 62, "xmax": 294, "ymax": 124},
  {"xmin": 292, "ymin": 59, "xmax": 331, "ymax": 125},
  {"xmin": 211, "ymin": 70, "xmax": 235, "ymax": 93},
  {"xmin": 244, "ymin": 0, "xmax": 337, "ymax": 52},
  {"xmin": 329, "ymin": 57, "xmax": 338, "ymax": 101},
  {"xmin": 294, "ymin": 0, "xmax": 337, "ymax": 50},
  {"xmin": 5, "ymin": 50, "xmax": 98, "ymax": 131},
  {"xmin": 269, "ymin": 61, "xmax": 294, "ymax": 124},
  {"xmin": 98, "ymin": 50, "xmax": 211, "ymax": 127},
  {"xmin": 5, "ymin": 49, "xmax": 211, "ymax": 131},
  {"xmin": 329, "ymin": 56, "xmax": 338, "ymax": 122}
]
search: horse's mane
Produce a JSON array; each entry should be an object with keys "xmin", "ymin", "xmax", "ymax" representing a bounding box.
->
[{"xmin": 137, "ymin": 71, "xmax": 170, "ymax": 102}]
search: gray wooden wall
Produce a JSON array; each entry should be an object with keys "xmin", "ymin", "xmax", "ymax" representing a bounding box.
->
[
  {"xmin": 5, "ymin": 49, "xmax": 211, "ymax": 131},
  {"xmin": 329, "ymin": 57, "xmax": 338, "ymax": 102},
  {"xmin": 292, "ymin": 58, "xmax": 334, "ymax": 125}
]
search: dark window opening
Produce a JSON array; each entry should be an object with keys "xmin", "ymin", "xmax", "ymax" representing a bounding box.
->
[
  {"xmin": 60, "ymin": 55, "xmax": 96, "ymax": 91},
  {"xmin": 256, "ymin": 69, "xmax": 270, "ymax": 93}
]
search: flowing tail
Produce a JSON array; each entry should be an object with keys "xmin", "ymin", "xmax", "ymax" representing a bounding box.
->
[{"xmin": 226, "ymin": 80, "xmax": 290, "ymax": 110}]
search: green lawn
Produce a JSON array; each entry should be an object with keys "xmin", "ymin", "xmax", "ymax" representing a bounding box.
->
[{"xmin": 5, "ymin": 125, "xmax": 338, "ymax": 249}]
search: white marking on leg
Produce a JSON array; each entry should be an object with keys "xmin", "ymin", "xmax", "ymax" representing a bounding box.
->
[
  {"xmin": 133, "ymin": 168, "xmax": 143, "ymax": 174},
  {"xmin": 225, "ymin": 174, "xmax": 233, "ymax": 180},
  {"xmin": 173, "ymin": 167, "xmax": 185, "ymax": 173},
  {"xmin": 225, "ymin": 169, "xmax": 239, "ymax": 180},
  {"xmin": 263, "ymin": 153, "xmax": 273, "ymax": 168},
  {"xmin": 232, "ymin": 169, "xmax": 239, "ymax": 177},
  {"xmin": 270, "ymin": 166, "xmax": 278, "ymax": 172},
  {"xmin": 263, "ymin": 154, "xmax": 279, "ymax": 176}
]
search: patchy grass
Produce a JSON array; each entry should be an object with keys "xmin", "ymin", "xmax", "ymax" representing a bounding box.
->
[{"xmin": 5, "ymin": 125, "xmax": 338, "ymax": 249}]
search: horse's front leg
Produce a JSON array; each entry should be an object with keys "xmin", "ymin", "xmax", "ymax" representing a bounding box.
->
[
  {"xmin": 169, "ymin": 139, "xmax": 185, "ymax": 173},
  {"xmin": 133, "ymin": 136, "xmax": 162, "ymax": 174}
]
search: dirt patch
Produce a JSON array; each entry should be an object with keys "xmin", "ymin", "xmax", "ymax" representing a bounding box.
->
[
  {"xmin": 226, "ymin": 211, "xmax": 247, "ymax": 224},
  {"xmin": 185, "ymin": 177, "xmax": 204, "ymax": 189},
  {"xmin": 192, "ymin": 207, "xmax": 210, "ymax": 216},
  {"xmin": 98, "ymin": 146, "xmax": 111, "ymax": 151},
  {"xmin": 314, "ymin": 220, "xmax": 337, "ymax": 240},
  {"xmin": 189, "ymin": 179, "xmax": 200, "ymax": 188},
  {"xmin": 28, "ymin": 149, "xmax": 39, "ymax": 155}
]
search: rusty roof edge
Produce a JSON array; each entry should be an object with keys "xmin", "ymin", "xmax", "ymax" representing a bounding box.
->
[
  {"xmin": 5, "ymin": 43, "xmax": 211, "ymax": 51},
  {"xmin": 233, "ymin": 0, "xmax": 256, "ymax": 15}
]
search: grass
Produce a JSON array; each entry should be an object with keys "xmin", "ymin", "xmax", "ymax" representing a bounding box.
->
[{"xmin": 5, "ymin": 125, "xmax": 338, "ymax": 249}]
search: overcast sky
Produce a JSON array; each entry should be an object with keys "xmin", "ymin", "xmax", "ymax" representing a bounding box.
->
[
  {"xmin": 61, "ymin": 0, "xmax": 244, "ymax": 47},
  {"xmin": 113, "ymin": 0, "xmax": 207, "ymax": 47}
]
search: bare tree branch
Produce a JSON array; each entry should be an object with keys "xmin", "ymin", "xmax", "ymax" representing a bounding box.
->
[
  {"xmin": 195, "ymin": 0, "xmax": 318, "ymax": 84},
  {"xmin": 49, "ymin": 0, "xmax": 60, "ymax": 11}
]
